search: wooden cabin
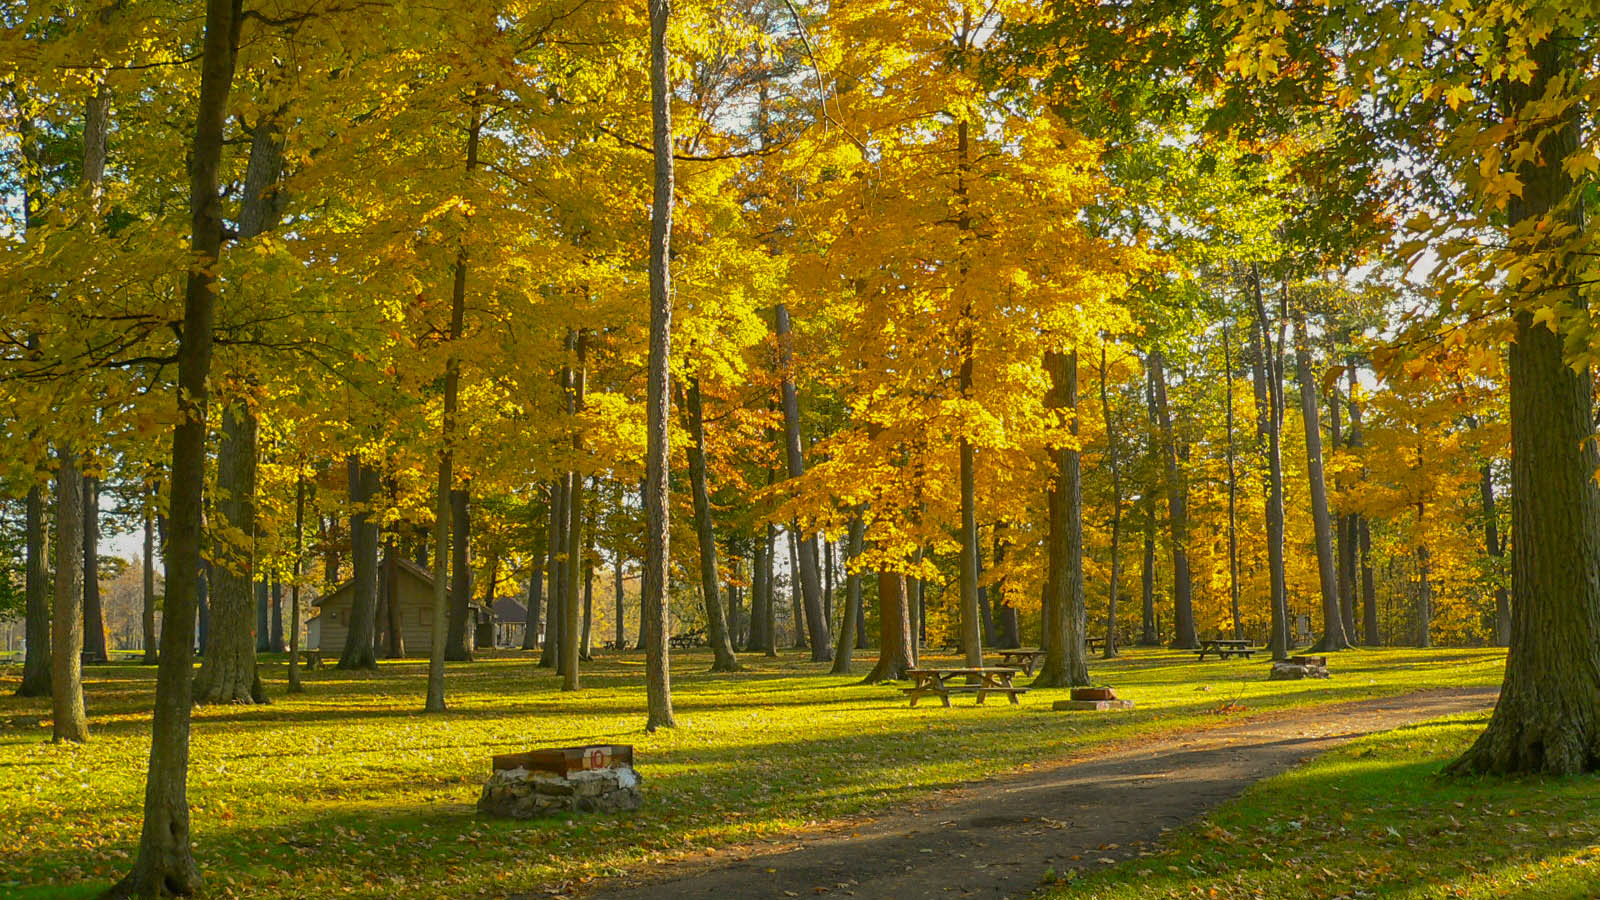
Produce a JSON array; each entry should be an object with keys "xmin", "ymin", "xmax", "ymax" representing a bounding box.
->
[{"xmin": 307, "ymin": 555, "xmax": 490, "ymax": 656}]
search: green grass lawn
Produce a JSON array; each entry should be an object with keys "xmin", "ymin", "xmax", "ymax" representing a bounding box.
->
[
  {"xmin": 1040, "ymin": 713, "xmax": 1600, "ymax": 900},
  {"xmin": 0, "ymin": 646, "xmax": 1506, "ymax": 900}
]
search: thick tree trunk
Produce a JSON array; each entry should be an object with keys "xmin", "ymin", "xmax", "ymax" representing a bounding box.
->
[
  {"xmin": 1100, "ymin": 344, "xmax": 1124, "ymax": 657},
  {"xmin": 1294, "ymin": 312, "xmax": 1350, "ymax": 652},
  {"xmin": 684, "ymin": 377, "xmax": 740, "ymax": 672},
  {"xmin": 17, "ymin": 482, "xmax": 51, "ymax": 695},
  {"xmin": 788, "ymin": 530, "xmax": 805, "ymax": 649},
  {"xmin": 643, "ymin": 0, "xmax": 677, "ymax": 730},
  {"xmin": 862, "ymin": 568, "xmax": 915, "ymax": 683},
  {"xmin": 383, "ymin": 544, "xmax": 404, "ymax": 657},
  {"xmin": 1330, "ymin": 380, "xmax": 1359, "ymax": 643},
  {"xmin": 521, "ymin": 512, "xmax": 546, "ymax": 652},
  {"xmin": 338, "ymin": 457, "xmax": 380, "ymax": 670},
  {"xmin": 194, "ymin": 404, "xmax": 267, "ymax": 702},
  {"xmin": 774, "ymin": 303, "xmax": 831, "ymax": 662},
  {"xmin": 830, "ymin": 512, "xmax": 864, "ymax": 674},
  {"xmin": 52, "ymin": 449, "xmax": 87, "ymax": 741},
  {"xmin": 1148, "ymin": 351, "xmax": 1198, "ymax": 648},
  {"xmin": 104, "ymin": 6, "xmax": 238, "ymax": 890},
  {"xmin": 1450, "ymin": 35, "xmax": 1600, "ymax": 775},
  {"xmin": 1035, "ymin": 351, "xmax": 1090, "ymax": 687},
  {"xmin": 560, "ymin": 331, "xmax": 589, "ymax": 683},
  {"xmin": 82, "ymin": 475, "xmax": 107, "ymax": 663}
]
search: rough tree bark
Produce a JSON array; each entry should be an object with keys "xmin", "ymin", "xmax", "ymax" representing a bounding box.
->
[
  {"xmin": 643, "ymin": 0, "xmax": 677, "ymax": 730},
  {"xmin": 862, "ymin": 568, "xmax": 916, "ymax": 683},
  {"xmin": 684, "ymin": 376, "xmax": 740, "ymax": 672},
  {"xmin": 1148, "ymin": 350, "xmax": 1198, "ymax": 649},
  {"xmin": 560, "ymin": 331, "xmax": 589, "ymax": 684},
  {"xmin": 521, "ymin": 502, "xmax": 547, "ymax": 652},
  {"xmin": 103, "ymin": 3, "xmax": 238, "ymax": 891},
  {"xmin": 1035, "ymin": 351, "xmax": 1089, "ymax": 687},
  {"xmin": 193, "ymin": 406, "xmax": 267, "ymax": 702},
  {"xmin": 1294, "ymin": 310, "xmax": 1350, "ymax": 652}
]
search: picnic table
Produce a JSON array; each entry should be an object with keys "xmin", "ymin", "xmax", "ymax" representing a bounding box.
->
[
  {"xmin": 1195, "ymin": 638, "xmax": 1256, "ymax": 661},
  {"xmin": 295, "ymin": 649, "xmax": 322, "ymax": 669},
  {"xmin": 995, "ymin": 648, "xmax": 1044, "ymax": 675},
  {"xmin": 1086, "ymin": 635, "xmax": 1115, "ymax": 653},
  {"xmin": 901, "ymin": 667, "xmax": 1027, "ymax": 707},
  {"xmin": 667, "ymin": 631, "xmax": 705, "ymax": 649}
]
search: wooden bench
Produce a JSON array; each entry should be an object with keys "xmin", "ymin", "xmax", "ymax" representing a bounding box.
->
[
  {"xmin": 1196, "ymin": 639, "xmax": 1256, "ymax": 661},
  {"xmin": 994, "ymin": 648, "xmax": 1044, "ymax": 676},
  {"xmin": 901, "ymin": 667, "xmax": 1027, "ymax": 707}
]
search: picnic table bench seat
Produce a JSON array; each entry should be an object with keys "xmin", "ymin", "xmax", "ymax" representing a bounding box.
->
[
  {"xmin": 1195, "ymin": 639, "xmax": 1259, "ymax": 661},
  {"xmin": 901, "ymin": 666, "xmax": 1027, "ymax": 707}
]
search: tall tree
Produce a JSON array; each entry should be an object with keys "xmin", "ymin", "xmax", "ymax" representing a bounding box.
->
[
  {"xmin": 1035, "ymin": 351, "xmax": 1089, "ymax": 687},
  {"xmin": 683, "ymin": 376, "xmax": 740, "ymax": 672},
  {"xmin": 642, "ymin": 0, "xmax": 677, "ymax": 731},
  {"xmin": 773, "ymin": 304, "xmax": 831, "ymax": 662},
  {"xmin": 1099, "ymin": 344, "xmax": 1124, "ymax": 656},
  {"xmin": 337, "ymin": 458, "xmax": 380, "ymax": 671},
  {"xmin": 15, "ymin": 481, "xmax": 50, "ymax": 696},
  {"xmin": 1148, "ymin": 350, "xmax": 1198, "ymax": 649},
  {"xmin": 1294, "ymin": 309, "xmax": 1349, "ymax": 651},
  {"xmin": 104, "ymin": 1, "xmax": 242, "ymax": 891},
  {"xmin": 51, "ymin": 448, "xmax": 86, "ymax": 742},
  {"xmin": 81, "ymin": 473, "xmax": 107, "ymax": 663}
]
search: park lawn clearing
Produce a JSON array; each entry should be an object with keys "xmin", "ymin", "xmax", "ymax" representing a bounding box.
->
[
  {"xmin": 1039, "ymin": 714, "xmax": 1600, "ymax": 900},
  {"xmin": 1, "ymin": 646, "xmax": 1504, "ymax": 900}
]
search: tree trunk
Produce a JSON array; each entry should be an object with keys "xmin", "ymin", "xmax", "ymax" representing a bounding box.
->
[
  {"xmin": 830, "ymin": 511, "xmax": 864, "ymax": 675},
  {"xmin": 52, "ymin": 448, "xmax": 87, "ymax": 741},
  {"xmin": 750, "ymin": 530, "xmax": 769, "ymax": 653},
  {"xmin": 560, "ymin": 331, "xmax": 589, "ymax": 684},
  {"xmin": 1221, "ymin": 325, "xmax": 1242, "ymax": 642},
  {"xmin": 194, "ymin": 404, "xmax": 267, "ymax": 702},
  {"xmin": 269, "ymin": 578, "xmax": 284, "ymax": 653},
  {"xmin": 1035, "ymin": 350, "xmax": 1090, "ymax": 687},
  {"xmin": 785, "ymin": 530, "xmax": 802, "ymax": 648},
  {"xmin": 580, "ymin": 543, "xmax": 595, "ymax": 661},
  {"xmin": 1347, "ymin": 363, "xmax": 1380, "ymax": 645},
  {"xmin": 288, "ymin": 474, "xmax": 305, "ymax": 694},
  {"xmin": 384, "ymin": 543, "xmax": 404, "ymax": 657},
  {"xmin": 445, "ymin": 486, "xmax": 473, "ymax": 662},
  {"xmin": 684, "ymin": 377, "xmax": 740, "ymax": 672},
  {"xmin": 1294, "ymin": 310, "xmax": 1350, "ymax": 652},
  {"xmin": 1138, "ymin": 507, "xmax": 1157, "ymax": 645},
  {"xmin": 337, "ymin": 457, "xmax": 380, "ymax": 670},
  {"xmin": 142, "ymin": 492, "xmax": 157, "ymax": 665},
  {"xmin": 539, "ymin": 479, "xmax": 565, "ymax": 665},
  {"xmin": 1330, "ymin": 378, "xmax": 1359, "ymax": 643},
  {"xmin": 1481, "ymin": 461, "xmax": 1511, "ymax": 647},
  {"xmin": 614, "ymin": 548, "xmax": 626, "ymax": 650},
  {"xmin": 1100, "ymin": 344, "xmax": 1124, "ymax": 657},
  {"xmin": 1148, "ymin": 350, "xmax": 1198, "ymax": 648},
  {"xmin": 992, "ymin": 528, "xmax": 1020, "ymax": 649},
  {"xmin": 643, "ymin": 0, "xmax": 677, "ymax": 731},
  {"xmin": 521, "ymin": 509, "xmax": 546, "ymax": 652},
  {"xmin": 82, "ymin": 474, "xmax": 107, "ymax": 663},
  {"xmin": 1251, "ymin": 270, "xmax": 1291, "ymax": 659},
  {"xmin": 862, "ymin": 567, "xmax": 915, "ymax": 683},
  {"xmin": 17, "ymin": 482, "xmax": 51, "ymax": 695},
  {"xmin": 774, "ymin": 303, "xmax": 831, "ymax": 662},
  {"xmin": 104, "ymin": 5, "xmax": 238, "ymax": 890}
]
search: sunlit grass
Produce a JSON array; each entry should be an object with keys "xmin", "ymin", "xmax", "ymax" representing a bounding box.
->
[
  {"xmin": 1041, "ymin": 714, "xmax": 1600, "ymax": 900},
  {"xmin": 1, "ymin": 645, "xmax": 1506, "ymax": 899}
]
